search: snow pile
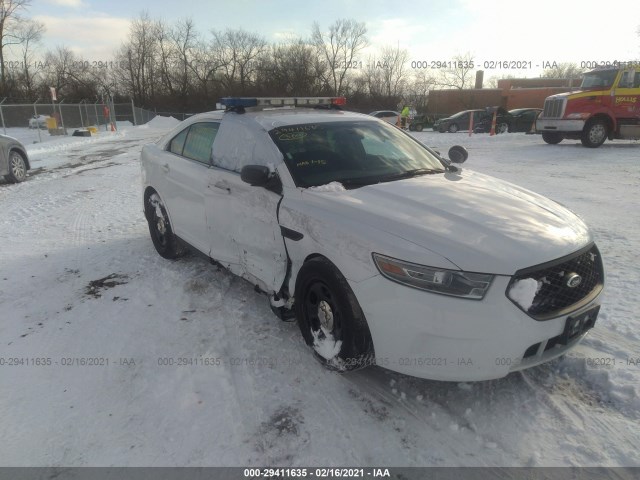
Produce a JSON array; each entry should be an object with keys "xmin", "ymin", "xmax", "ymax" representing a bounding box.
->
[
  {"xmin": 308, "ymin": 181, "xmax": 346, "ymax": 192},
  {"xmin": 508, "ymin": 278, "xmax": 540, "ymax": 311},
  {"xmin": 145, "ymin": 115, "xmax": 181, "ymax": 129}
]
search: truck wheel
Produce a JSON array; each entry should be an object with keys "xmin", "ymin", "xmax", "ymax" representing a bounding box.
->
[
  {"xmin": 414, "ymin": 123, "xmax": 424, "ymax": 132},
  {"xmin": 581, "ymin": 119, "xmax": 607, "ymax": 148},
  {"xmin": 542, "ymin": 132, "xmax": 563, "ymax": 145}
]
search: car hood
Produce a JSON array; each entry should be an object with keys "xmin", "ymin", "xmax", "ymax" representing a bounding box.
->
[{"xmin": 304, "ymin": 170, "xmax": 591, "ymax": 275}]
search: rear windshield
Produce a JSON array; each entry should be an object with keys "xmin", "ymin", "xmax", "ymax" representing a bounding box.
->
[{"xmin": 269, "ymin": 121, "xmax": 445, "ymax": 188}]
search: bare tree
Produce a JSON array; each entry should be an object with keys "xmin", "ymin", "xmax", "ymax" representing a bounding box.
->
[
  {"xmin": 212, "ymin": 28, "xmax": 267, "ymax": 94},
  {"xmin": 406, "ymin": 69, "xmax": 437, "ymax": 111},
  {"xmin": 437, "ymin": 52, "xmax": 475, "ymax": 89},
  {"xmin": 311, "ymin": 18, "xmax": 368, "ymax": 95},
  {"xmin": 363, "ymin": 44, "xmax": 409, "ymax": 99},
  {"xmin": 258, "ymin": 38, "xmax": 325, "ymax": 95},
  {"xmin": 0, "ymin": 0, "xmax": 34, "ymax": 95},
  {"xmin": 170, "ymin": 18, "xmax": 198, "ymax": 106},
  {"xmin": 542, "ymin": 62, "xmax": 585, "ymax": 80},
  {"xmin": 113, "ymin": 12, "xmax": 160, "ymax": 105},
  {"xmin": 13, "ymin": 17, "xmax": 44, "ymax": 98},
  {"xmin": 188, "ymin": 37, "xmax": 224, "ymax": 100}
]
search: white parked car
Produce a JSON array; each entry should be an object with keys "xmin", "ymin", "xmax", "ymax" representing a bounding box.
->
[
  {"xmin": 368, "ymin": 110, "xmax": 400, "ymax": 125},
  {"xmin": 141, "ymin": 97, "xmax": 604, "ymax": 381},
  {"xmin": 29, "ymin": 114, "xmax": 50, "ymax": 129}
]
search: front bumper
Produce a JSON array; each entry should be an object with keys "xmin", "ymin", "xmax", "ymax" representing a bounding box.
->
[
  {"xmin": 350, "ymin": 275, "xmax": 601, "ymax": 381},
  {"xmin": 536, "ymin": 118, "xmax": 585, "ymax": 132}
]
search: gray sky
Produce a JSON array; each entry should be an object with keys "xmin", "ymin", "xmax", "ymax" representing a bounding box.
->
[{"xmin": 15, "ymin": 0, "xmax": 640, "ymax": 78}]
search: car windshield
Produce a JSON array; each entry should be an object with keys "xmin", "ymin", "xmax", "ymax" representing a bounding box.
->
[
  {"xmin": 580, "ymin": 70, "xmax": 618, "ymax": 89},
  {"xmin": 269, "ymin": 121, "xmax": 445, "ymax": 188}
]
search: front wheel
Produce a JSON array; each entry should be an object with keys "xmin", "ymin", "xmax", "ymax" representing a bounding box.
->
[
  {"xmin": 448, "ymin": 123, "xmax": 459, "ymax": 133},
  {"xmin": 542, "ymin": 132, "xmax": 564, "ymax": 144},
  {"xmin": 145, "ymin": 191, "xmax": 184, "ymax": 259},
  {"xmin": 496, "ymin": 122, "xmax": 509, "ymax": 134},
  {"xmin": 295, "ymin": 258, "xmax": 374, "ymax": 372},
  {"xmin": 414, "ymin": 123, "xmax": 424, "ymax": 132},
  {"xmin": 5, "ymin": 151, "xmax": 27, "ymax": 183},
  {"xmin": 581, "ymin": 119, "xmax": 607, "ymax": 148}
]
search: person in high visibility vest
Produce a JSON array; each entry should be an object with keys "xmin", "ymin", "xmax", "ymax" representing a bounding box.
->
[{"xmin": 401, "ymin": 105, "xmax": 410, "ymax": 129}]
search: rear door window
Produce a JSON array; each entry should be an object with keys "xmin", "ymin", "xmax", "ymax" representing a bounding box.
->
[{"xmin": 182, "ymin": 123, "xmax": 220, "ymax": 165}]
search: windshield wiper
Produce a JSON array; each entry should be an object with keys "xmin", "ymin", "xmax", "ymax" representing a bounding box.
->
[
  {"xmin": 338, "ymin": 168, "xmax": 444, "ymax": 188},
  {"xmin": 373, "ymin": 168, "xmax": 445, "ymax": 182}
]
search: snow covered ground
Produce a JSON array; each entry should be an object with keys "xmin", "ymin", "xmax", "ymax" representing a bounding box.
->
[{"xmin": 0, "ymin": 121, "xmax": 639, "ymax": 467}]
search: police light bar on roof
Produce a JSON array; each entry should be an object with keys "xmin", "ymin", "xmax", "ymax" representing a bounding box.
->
[{"xmin": 219, "ymin": 96, "xmax": 346, "ymax": 109}]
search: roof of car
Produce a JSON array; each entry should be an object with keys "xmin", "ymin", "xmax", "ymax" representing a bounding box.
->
[
  {"xmin": 188, "ymin": 108, "xmax": 374, "ymax": 129},
  {"xmin": 157, "ymin": 108, "xmax": 379, "ymax": 147}
]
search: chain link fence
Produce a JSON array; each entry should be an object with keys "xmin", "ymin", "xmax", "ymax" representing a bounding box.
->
[{"xmin": 0, "ymin": 100, "xmax": 157, "ymax": 135}]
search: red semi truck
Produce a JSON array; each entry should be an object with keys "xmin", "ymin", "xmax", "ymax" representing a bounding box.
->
[{"xmin": 536, "ymin": 65, "xmax": 640, "ymax": 147}]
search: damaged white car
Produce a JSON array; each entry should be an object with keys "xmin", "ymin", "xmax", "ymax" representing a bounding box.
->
[{"xmin": 140, "ymin": 97, "xmax": 604, "ymax": 381}]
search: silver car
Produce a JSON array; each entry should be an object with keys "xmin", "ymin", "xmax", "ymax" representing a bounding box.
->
[{"xmin": 0, "ymin": 135, "xmax": 30, "ymax": 183}]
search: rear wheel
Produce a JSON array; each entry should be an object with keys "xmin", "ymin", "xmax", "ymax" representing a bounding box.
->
[
  {"xmin": 414, "ymin": 123, "xmax": 424, "ymax": 132},
  {"xmin": 145, "ymin": 191, "xmax": 184, "ymax": 259},
  {"xmin": 542, "ymin": 132, "xmax": 564, "ymax": 145},
  {"xmin": 295, "ymin": 257, "xmax": 374, "ymax": 372},
  {"xmin": 497, "ymin": 122, "xmax": 509, "ymax": 134},
  {"xmin": 581, "ymin": 119, "xmax": 607, "ymax": 148},
  {"xmin": 5, "ymin": 151, "xmax": 27, "ymax": 183}
]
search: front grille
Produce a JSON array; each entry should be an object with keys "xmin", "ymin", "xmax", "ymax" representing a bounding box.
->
[
  {"xmin": 543, "ymin": 97, "xmax": 565, "ymax": 118},
  {"xmin": 507, "ymin": 244, "xmax": 604, "ymax": 320}
]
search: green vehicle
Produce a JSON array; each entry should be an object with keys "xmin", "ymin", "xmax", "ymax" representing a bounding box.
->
[{"xmin": 408, "ymin": 114, "xmax": 435, "ymax": 132}]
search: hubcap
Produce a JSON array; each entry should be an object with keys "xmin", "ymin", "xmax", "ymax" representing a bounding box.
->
[
  {"xmin": 305, "ymin": 281, "xmax": 340, "ymax": 339},
  {"xmin": 318, "ymin": 300, "xmax": 334, "ymax": 331},
  {"xmin": 10, "ymin": 155, "xmax": 25, "ymax": 179},
  {"xmin": 149, "ymin": 194, "xmax": 168, "ymax": 246},
  {"xmin": 589, "ymin": 124, "xmax": 606, "ymax": 143},
  {"xmin": 156, "ymin": 218, "xmax": 166, "ymax": 235}
]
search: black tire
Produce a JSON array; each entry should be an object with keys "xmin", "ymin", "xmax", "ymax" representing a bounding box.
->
[
  {"xmin": 408, "ymin": 124, "xmax": 415, "ymax": 131},
  {"xmin": 5, "ymin": 151, "xmax": 27, "ymax": 183},
  {"xmin": 448, "ymin": 123, "xmax": 459, "ymax": 133},
  {"xmin": 542, "ymin": 132, "xmax": 564, "ymax": 145},
  {"xmin": 414, "ymin": 123, "xmax": 424, "ymax": 132},
  {"xmin": 497, "ymin": 122, "xmax": 509, "ymax": 134},
  {"xmin": 295, "ymin": 257, "xmax": 374, "ymax": 372},
  {"xmin": 581, "ymin": 119, "xmax": 608, "ymax": 148},
  {"xmin": 144, "ymin": 191, "xmax": 184, "ymax": 259}
]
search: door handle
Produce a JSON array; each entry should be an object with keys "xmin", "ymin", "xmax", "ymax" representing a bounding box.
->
[
  {"xmin": 161, "ymin": 163, "xmax": 170, "ymax": 173},
  {"xmin": 212, "ymin": 181, "xmax": 230, "ymax": 193}
]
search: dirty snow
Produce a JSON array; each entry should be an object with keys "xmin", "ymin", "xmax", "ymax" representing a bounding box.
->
[{"xmin": 1, "ymin": 125, "xmax": 639, "ymax": 467}]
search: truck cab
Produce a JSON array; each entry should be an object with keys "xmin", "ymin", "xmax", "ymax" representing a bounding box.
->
[{"xmin": 536, "ymin": 65, "xmax": 640, "ymax": 147}]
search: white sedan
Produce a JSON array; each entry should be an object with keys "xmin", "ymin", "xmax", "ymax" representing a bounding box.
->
[
  {"xmin": 141, "ymin": 97, "xmax": 604, "ymax": 381},
  {"xmin": 29, "ymin": 115, "xmax": 50, "ymax": 129}
]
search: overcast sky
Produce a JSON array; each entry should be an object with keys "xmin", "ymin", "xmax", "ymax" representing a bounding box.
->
[{"xmin": 18, "ymin": 0, "xmax": 640, "ymax": 79}]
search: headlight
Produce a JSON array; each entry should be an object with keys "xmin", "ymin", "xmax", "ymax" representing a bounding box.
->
[{"xmin": 372, "ymin": 253, "xmax": 494, "ymax": 300}]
